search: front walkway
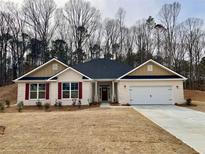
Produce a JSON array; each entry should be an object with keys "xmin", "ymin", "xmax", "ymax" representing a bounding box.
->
[
  {"xmin": 132, "ymin": 105, "xmax": 205, "ymax": 154},
  {"xmin": 100, "ymin": 102, "xmax": 111, "ymax": 108}
]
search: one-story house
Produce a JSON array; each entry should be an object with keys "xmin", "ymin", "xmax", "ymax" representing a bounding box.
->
[{"xmin": 14, "ymin": 58, "xmax": 187, "ymax": 105}]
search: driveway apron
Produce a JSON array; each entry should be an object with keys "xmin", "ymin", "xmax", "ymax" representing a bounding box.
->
[{"xmin": 133, "ymin": 105, "xmax": 205, "ymax": 154}]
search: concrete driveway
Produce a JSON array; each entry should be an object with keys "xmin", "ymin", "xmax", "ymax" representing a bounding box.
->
[{"xmin": 133, "ymin": 105, "xmax": 205, "ymax": 154}]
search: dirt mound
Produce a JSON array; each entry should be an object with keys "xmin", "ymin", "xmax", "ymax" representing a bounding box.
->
[
  {"xmin": 184, "ymin": 90, "xmax": 205, "ymax": 101},
  {"xmin": 0, "ymin": 84, "xmax": 17, "ymax": 104}
]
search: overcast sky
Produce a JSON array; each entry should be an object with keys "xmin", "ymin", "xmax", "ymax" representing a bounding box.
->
[{"xmin": 7, "ymin": 0, "xmax": 205, "ymax": 26}]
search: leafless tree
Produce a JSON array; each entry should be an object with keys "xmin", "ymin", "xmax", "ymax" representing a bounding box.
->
[
  {"xmin": 23, "ymin": 0, "xmax": 57, "ymax": 63},
  {"xmin": 116, "ymin": 8, "xmax": 126, "ymax": 57},
  {"xmin": 134, "ymin": 18, "xmax": 155, "ymax": 63},
  {"xmin": 63, "ymin": 0, "xmax": 100, "ymax": 63},
  {"xmin": 3, "ymin": 2, "xmax": 28, "ymax": 79},
  {"xmin": 158, "ymin": 2, "xmax": 181, "ymax": 67},
  {"xmin": 103, "ymin": 18, "xmax": 119, "ymax": 59},
  {"xmin": 181, "ymin": 18, "xmax": 204, "ymax": 88}
]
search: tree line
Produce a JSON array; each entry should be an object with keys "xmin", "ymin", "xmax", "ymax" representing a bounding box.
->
[{"xmin": 0, "ymin": 0, "xmax": 205, "ymax": 89}]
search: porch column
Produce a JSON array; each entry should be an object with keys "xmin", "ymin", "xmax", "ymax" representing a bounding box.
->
[
  {"xmin": 94, "ymin": 81, "xmax": 98, "ymax": 102},
  {"xmin": 112, "ymin": 81, "xmax": 115, "ymax": 102}
]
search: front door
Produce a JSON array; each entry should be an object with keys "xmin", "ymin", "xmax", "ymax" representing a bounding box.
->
[{"xmin": 102, "ymin": 87, "xmax": 108, "ymax": 101}]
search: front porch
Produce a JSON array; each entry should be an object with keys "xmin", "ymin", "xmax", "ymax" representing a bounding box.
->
[{"xmin": 92, "ymin": 80, "xmax": 118, "ymax": 103}]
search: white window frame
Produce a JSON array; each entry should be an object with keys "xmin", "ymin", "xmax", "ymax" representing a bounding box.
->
[
  {"xmin": 70, "ymin": 82, "xmax": 79, "ymax": 99},
  {"xmin": 62, "ymin": 82, "xmax": 70, "ymax": 99},
  {"xmin": 29, "ymin": 83, "xmax": 46, "ymax": 100},
  {"xmin": 62, "ymin": 82, "xmax": 79, "ymax": 99}
]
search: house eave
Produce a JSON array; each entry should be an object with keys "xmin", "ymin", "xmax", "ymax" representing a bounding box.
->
[
  {"xmin": 117, "ymin": 78, "xmax": 187, "ymax": 81},
  {"xmin": 13, "ymin": 80, "xmax": 52, "ymax": 83}
]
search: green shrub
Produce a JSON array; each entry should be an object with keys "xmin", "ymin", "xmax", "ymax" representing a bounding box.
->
[
  {"xmin": 36, "ymin": 100, "xmax": 42, "ymax": 108},
  {"xmin": 54, "ymin": 100, "xmax": 62, "ymax": 108},
  {"xmin": 0, "ymin": 102, "xmax": 5, "ymax": 112},
  {"xmin": 5, "ymin": 100, "xmax": 10, "ymax": 108},
  {"xmin": 87, "ymin": 99, "xmax": 91, "ymax": 106},
  {"xmin": 186, "ymin": 98, "xmax": 192, "ymax": 106},
  {"xmin": 72, "ymin": 98, "xmax": 77, "ymax": 106},
  {"xmin": 58, "ymin": 101, "xmax": 62, "ymax": 107},
  {"xmin": 78, "ymin": 100, "xmax": 81, "ymax": 108},
  {"xmin": 17, "ymin": 101, "xmax": 24, "ymax": 112},
  {"xmin": 44, "ymin": 103, "xmax": 50, "ymax": 111}
]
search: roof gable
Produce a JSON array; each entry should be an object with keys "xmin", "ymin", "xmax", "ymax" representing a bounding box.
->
[
  {"xmin": 117, "ymin": 59, "xmax": 187, "ymax": 80},
  {"xmin": 129, "ymin": 61, "xmax": 174, "ymax": 76},
  {"xmin": 14, "ymin": 58, "xmax": 68, "ymax": 81},
  {"xmin": 48, "ymin": 67, "xmax": 92, "ymax": 81}
]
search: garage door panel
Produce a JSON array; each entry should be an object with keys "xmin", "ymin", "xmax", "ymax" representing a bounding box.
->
[
  {"xmin": 129, "ymin": 88, "xmax": 148, "ymax": 104},
  {"xmin": 150, "ymin": 87, "xmax": 172, "ymax": 104},
  {"xmin": 129, "ymin": 86, "xmax": 173, "ymax": 105}
]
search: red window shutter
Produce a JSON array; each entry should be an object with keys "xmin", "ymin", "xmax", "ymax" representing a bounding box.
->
[
  {"xmin": 58, "ymin": 82, "xmax": 62, "ymax": 99},
  {"xmin": 79, "ymin": 82, "xmax": 82, "ymax": 99},
  {"xmin": 46, "ymin": 83, "xmax": 49, "ymax": 99},
  {"xmin": 25, "ymin": 83, "xmax": 29, "ymax": 100}
]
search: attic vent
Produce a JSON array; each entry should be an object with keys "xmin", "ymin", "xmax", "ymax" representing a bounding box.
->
[
  {"xmin": 52, "ymin": 64, "xmax": 58, "ymax": 71},
  {"xmin": 147, "ymin": 64, "xmax": 153, "ymax": 72}
]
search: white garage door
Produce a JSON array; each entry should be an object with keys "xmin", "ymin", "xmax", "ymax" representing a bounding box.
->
[{"xmin": 129, "ymin": 86, "xmax": 173, "ymax": 104}]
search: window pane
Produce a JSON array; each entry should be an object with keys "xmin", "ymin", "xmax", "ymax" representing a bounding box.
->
[
  {"xmin": 30, "ymin": 92, "xmax": 37, "ymax": 99},
  {"xmin": 39, "ymin": 84, "xmax": 45, "ymax": 91},
  {"xmin": 63, "ymin": 91, "xmax": 70, "ymax": 98},
  {"xmin": 30, "ymin": 84, "xmax": 37, "ymax": 91},
  {"xmin": 63, "ymin": 83, "xmax": 70, "ymax": 90},
  {"xmin": 39, "ymin": 92, "xmax": 45, "ymax": 99},
  {"xmin": 71, "ymin": 91, "xmax": 78, "ymax": 98},
  {"xmin": 71, "ymin": 83, "xmax": 78, "ymax": 90}
]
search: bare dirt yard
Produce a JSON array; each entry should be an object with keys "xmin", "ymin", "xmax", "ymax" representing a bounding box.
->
[
  {"xmin": 0, "ymin": 84, "xmax": 17, "ymax": 105},
  {"xmin": 183, "ymin": 90, "xmax": 205, "ymax": 112},
  {"xmin": 0, "ymin": 108, "xmax": 197, "ymax": 154}
]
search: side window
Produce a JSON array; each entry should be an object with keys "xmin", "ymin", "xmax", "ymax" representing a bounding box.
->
[
  {"xmin": 30, "ymin": 84, "xmax": 37, "ymax": 99},
  {"xmin": 71, "ymin": 83, "xmax": 79, "ymax": 98},
  {"xmin": 62, "ymin": 82, "xmax": 79, "ymax": 99},
  {"xmin": 63, "ymin": 83, "xmax": 70, "ymax": 98},
  {"xmin": 38, "ymin": 84, "xmax": 46, "ymax": 99},
  {"xmin": 30, "ymin": 83, "xmax": 46, "ymax": 99}
]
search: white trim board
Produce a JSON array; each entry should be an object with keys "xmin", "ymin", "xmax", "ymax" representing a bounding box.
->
[
  {"xmin": 14, "ymin": 58, "xmax": 69, "ymax": 82},
  {"xmin": 118, "ymin": 79, "xmax": 186, "ymax": 81},
  {"xmin": 47, "ymin": 67, "xmax": 93, "ymax": 81},
  {"xmin": 117, "ymin": 59, "xmax": 187, "ymax": 80}
]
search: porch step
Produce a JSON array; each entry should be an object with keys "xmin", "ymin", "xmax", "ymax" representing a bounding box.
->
[{"xmin": 100, "ymin": 103, "xmax": 111, "ymax": 108}]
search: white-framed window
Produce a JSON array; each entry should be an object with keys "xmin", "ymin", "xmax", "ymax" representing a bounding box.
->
[
  {"xmin": 71, "ymin": 83, "xmax": 79, "ymax": 98},
  {"xmin": 62, "ymin": 82, "xmax": 79, "ymax": 99},
  {"xmin": 30, "ymin": 84, "xmax": 37, "ymax": 99},
  {"xmin": 30, "ymin": 83, "xmax": 46, "ymax": 99},
  {"xmin": 147, "ymin": 64, "xmax": 153, "ymax": 72},
  {"xmin": 62, "ymin": 83, "xmax": 70, "ymax": 98}
]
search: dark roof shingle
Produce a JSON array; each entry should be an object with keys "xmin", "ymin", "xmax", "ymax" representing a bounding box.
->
[{"xmin": 73, "ymin": 59, "xmax": 133, "ymax": 79}]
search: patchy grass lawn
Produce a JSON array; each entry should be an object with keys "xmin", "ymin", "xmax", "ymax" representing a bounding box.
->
[
  {"xmin": 0, "ymin": 84, "xmax": 17, "ymax": 105},
  {"xmin": 2, "ymin": 105, "xmax": 99, "ymax": 113},
  {"xmin": 184, "ymin": 90, "xmax": 205, "ymax": 102},
  {"xmin": 178, "ymin": 101, "xmax": 205, "ymax": 113},
  {"xmin": 182, "ymin": 90, "xmax": 205, "ymax": 112},
  {"xmin": 0, "ymin": 108, "xmax": 197, "ymax": 154}
]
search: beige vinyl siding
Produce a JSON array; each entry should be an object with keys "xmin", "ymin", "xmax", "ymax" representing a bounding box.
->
[
  {"xmin": 57, "ymin": 69, "xmax": 92, "ymax": 105},
  {"xmin": 27, "ymin": 61, "xmax": 67, "ymax": 77},
  {"xmin": 17, "ymin": 69, "xmax": 92, "ymax": 106},
  {"xmin": 128, "ymin": 62, "xmax": 174, "ymax": 76}
]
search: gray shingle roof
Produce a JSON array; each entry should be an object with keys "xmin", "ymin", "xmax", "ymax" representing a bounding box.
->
[{"xmin": 72, "ymin": 59, "xmax": 133, "ymax": 79}]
